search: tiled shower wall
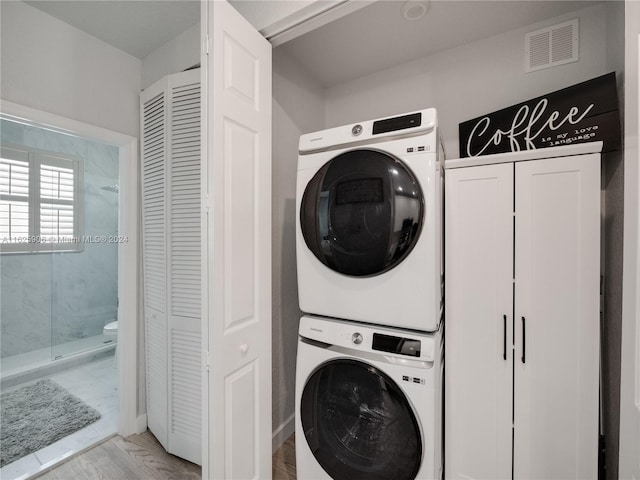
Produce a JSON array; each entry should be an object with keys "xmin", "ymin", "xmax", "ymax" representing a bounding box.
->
[{"xmin": 0, "ymin": 120, "xmax": 119, "ymax": 358}]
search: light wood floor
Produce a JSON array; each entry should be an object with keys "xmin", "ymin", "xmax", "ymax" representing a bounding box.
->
[
  {"xmin": 35, "ymin": 430, "xmax": 296, "ymax": 480},
  {"xmin": 272, "ymin": 434, "xmax": 296, "ymax": 480}
]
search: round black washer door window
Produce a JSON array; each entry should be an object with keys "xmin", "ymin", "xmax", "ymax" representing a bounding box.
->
[
  {"xmin": 300, "ymin": 149, "xmax": 424, "ymax": 277},
  {"xmin": 300, "ymin": 359, "xmax": 422, "ymax": 480}
]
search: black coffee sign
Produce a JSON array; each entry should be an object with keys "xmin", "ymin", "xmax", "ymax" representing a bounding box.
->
[{"xmin": 459, "ymin": 72, "xmax": 620, "ymax": 157}]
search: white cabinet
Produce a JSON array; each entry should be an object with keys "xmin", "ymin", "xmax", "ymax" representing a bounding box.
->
[
  {"xmin": 444, "ymin": 144, "xmax": 601, "ymax": 480},
  {"xmin": 140, "ymin": 68, "xmax": 201, "ymax": 465}
]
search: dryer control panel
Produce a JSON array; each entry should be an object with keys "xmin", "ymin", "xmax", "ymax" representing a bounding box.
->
[
  {"xmin": 299, "ymin": 108, "xmax": 437, "ymax": 154},
  {"xmin": 372, "ymin": 332, "xmax": 421, "ymax": 357}
]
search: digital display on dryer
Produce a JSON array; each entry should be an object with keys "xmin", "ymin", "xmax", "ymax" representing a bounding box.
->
[
  {"xmin": 372, "ymin": 333, "xmax": 421, "ymax": 357},
  {"xmin": 372, "ymin": 112, "xmax": 422, "ymax": 135}
]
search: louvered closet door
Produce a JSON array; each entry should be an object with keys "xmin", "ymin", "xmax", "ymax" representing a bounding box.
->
[
  {"xmin": 140, "ymin": 69, "xmax": 202, "ymax": 465},
  {"xmin": 167, "ymin": 69, "xmax": 201, "ymax": 465},
  {"xmin": 141, "ymin": 85, "xmax": 168, "ymax": 448}
]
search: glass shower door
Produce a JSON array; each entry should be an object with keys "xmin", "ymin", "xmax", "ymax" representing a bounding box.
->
[{"xmin": 50, "ymin": 139, "xmax": 120, "ymax": 360}]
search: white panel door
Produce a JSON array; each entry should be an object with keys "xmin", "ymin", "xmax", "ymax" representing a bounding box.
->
[
  {"xmin": 445, "ymin": 163, "xmax": 514, "ymax": 480},
  {"xmin": 514, "ymin": 154, "xmax": 600, "ymax": 480},
  {"xmin": 202, "ymin": 1, "xmax": 272, "ymax": 479}
]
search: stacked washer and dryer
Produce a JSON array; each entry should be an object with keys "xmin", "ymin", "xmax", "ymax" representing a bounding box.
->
[{"xmin": 294, "ymin": 109, "xmax": 445, "ymax": 480}]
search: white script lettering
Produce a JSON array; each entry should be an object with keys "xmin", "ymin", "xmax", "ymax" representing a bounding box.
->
[{"xmin": 466, "ymin": 99, "xmax": 595, "ymax": 157}]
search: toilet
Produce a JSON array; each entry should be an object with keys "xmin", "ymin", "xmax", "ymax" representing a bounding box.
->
[
  {"xmin": 103, "ymin": 320, "xmax": 118, "ymax": 341},
  {"xmin": 103, "ymin": 320, "xmax": 118, "ymax": 365}
]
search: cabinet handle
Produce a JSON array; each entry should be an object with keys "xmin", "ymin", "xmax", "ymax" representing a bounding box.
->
[
  {"xmin": 503, "ymin": 314, "xmax": 507, "ymax": 361},
  {"xmin": 521, "ymin": 316, "xmax": 526, "ymax": 364}
]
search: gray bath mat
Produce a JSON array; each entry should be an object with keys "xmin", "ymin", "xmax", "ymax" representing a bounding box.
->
[{"xmin": 1, "ymin": 378, "xmax": 101, "ymax": 467}]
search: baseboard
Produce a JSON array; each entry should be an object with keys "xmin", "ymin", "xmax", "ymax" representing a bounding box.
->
[
  {"xmin": 272, "ymin": 412, "xmax": 295, "ymax": 453},
  {"xmin": 136, "ymin": 414, "xmax": 148, "ymax": 434}
]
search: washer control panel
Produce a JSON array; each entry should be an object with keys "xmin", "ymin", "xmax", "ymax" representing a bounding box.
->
[{"xmin": 299, "ymin": 315, "xmax": 436, "ymax": 362}]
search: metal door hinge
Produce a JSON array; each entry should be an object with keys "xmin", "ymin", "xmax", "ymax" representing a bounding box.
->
[{"xmin": 204, "ymin": 351, "xmax": 211, "ymax": 371}]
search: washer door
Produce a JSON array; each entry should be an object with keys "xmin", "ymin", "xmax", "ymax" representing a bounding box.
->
[
  {"xmin": 300, "ymin": 149, "xmax": 424, "ymax": 277},
  {"xmin": 300, "ymin": 359, "xmax": 422, "ymax": 480}
]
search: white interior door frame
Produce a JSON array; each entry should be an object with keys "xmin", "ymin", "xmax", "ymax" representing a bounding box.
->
[
  {"xmin": 261, "ymin": 0, "xmax": 375, "ymax": 47},
  {"xmin": 619, "ymin": 1, "xmax": 640, "ymax": 476},
  {"xmin": 0, "ymin": 99, "xmax": 140, "ymax": 437}
]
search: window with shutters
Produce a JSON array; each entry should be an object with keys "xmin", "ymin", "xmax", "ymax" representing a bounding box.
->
[{"xmin": 1, "ymin": 144, "xmax": 83, "ymax": 253}]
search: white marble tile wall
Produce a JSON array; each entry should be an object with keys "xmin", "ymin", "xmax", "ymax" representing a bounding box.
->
[{"xmin": 1, "ymin": 120, "xmax": 119, "ymax": 358}]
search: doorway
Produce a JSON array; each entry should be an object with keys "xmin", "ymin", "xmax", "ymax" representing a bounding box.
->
[{"xmin": 0, "ymin": 100, "xmax": 138, "ymax": 478}]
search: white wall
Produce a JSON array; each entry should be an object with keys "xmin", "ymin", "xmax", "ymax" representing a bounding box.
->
[
  {"xmin": 271, "ymin": 48, "xmax": 325, "ymax": 450},
  {"xmin": 619, "ymin": 0, "xmax": 640, "ymax": 478},
  {"xmin": 0, "ymin": 1, "xmax": 141, "ymax": 138},
  {"xmin": 324, "ymin": 3, "xmax": 610, "ymax": 159},
  {"xmin": 600, "ymin": 4, "xmax": 626, "ymax": 480},
  {"xmin": 141, "ymin": 23, "xmax": 199, "ymax": 90},
  {"xmin": 600, "ymin": 3, "xmax": 627, "ymax": 479}
]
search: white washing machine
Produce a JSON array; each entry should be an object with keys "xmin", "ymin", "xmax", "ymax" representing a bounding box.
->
[
  {"xmin": 296, "ymin": 109, "xmax": 444, "ymax": 332},
  {"xmin": 295, "ymin": 315, "xmax": 443, "ymax": 480}
]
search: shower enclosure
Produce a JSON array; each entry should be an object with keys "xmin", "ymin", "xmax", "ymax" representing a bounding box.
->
[{"xmin": 0, "ymin": 118, "xmax": 119, "ymax": 383}]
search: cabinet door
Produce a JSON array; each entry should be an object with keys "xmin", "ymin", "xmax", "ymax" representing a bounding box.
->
[
  {"xmin": 514, "ymin": 154, "xmax": 600, "ymax": 479},
  {"xmin": 445, "ymin": 163, "xmax": 514, "ymax": 480}
]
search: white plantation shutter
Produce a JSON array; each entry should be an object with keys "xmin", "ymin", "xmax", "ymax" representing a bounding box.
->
[
  {"xmin": 0, "ymin": 200, "xmax": 29, "ymax": 240},
  {"xmin": 1, "ymin": 149, "xmax": 30, "ymax": 242},
  {"xmin": 40, "ymin": 203, "xmax": 74, "ymax": 241},
  {"xmin": 0, "ymin": 145, "xmax": 81, "ymax": 252},
  {"xmin": 141, "ymin": 69, "xmax": 201, "ymax": 465},
  {"xmin": 40, "ymin": 158, "xmax": 75, "ymax": 242}
]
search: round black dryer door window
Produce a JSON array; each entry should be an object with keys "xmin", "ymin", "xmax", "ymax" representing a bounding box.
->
[
  {"xmin": 300, "ymin": 149, "xmax": 424, "ymax": 277},
  {"xmin": 300, "ymin": 359, "xmax": 422, "ymax": 480}
]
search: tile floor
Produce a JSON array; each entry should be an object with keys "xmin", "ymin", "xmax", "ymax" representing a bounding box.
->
[{"xmin": 0, "ymin": 352, "xmax": 118, "ymax": 480}]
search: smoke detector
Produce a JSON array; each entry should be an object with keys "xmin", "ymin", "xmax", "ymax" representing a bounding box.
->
[{"xmin": 402, "ymin": 0, "xmax": 430, "ymax": 21}]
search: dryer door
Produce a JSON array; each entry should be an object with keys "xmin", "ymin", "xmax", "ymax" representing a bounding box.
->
[
  {"xmin": 300, "ymin": 359, "xmax": 422, "ymax": 480},
  {"xmin": 300, "ymin": 149, "xmax": 424, "ymax": 277}
]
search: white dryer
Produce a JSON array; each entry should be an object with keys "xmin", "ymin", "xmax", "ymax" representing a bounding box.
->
[
  {"xmin": 295, "ymin": 315, "xmax": 443, "ymax": 480},
  {"xmin": 296, "ymin": 109, "xmax": 443, "ymax": 332}
]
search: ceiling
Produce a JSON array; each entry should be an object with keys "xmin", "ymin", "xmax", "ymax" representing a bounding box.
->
[
  {"xmin": 24, "ymin": 0, "xmax": 598, "ymax": 80},
  {"xmin": 276, "ymin": 0, "xmax": 600, "ymax": 88},
  {"xmin": 24, "ymin": 0, "xmax": 200, "ymax": 59}
]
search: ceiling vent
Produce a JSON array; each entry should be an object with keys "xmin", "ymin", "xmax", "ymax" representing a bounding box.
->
[{"xmin": 525, "ymin": 19, "xmax": 579, "ymax": 73}]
